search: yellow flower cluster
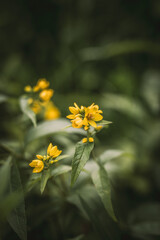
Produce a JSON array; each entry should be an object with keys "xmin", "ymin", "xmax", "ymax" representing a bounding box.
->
[
  {"xmin": 24, "ymin": 79, "xmax": 60, "ymax": 120},
  {"xmin": 67, "ymin": 103, "xmax": 103, "ymax": 143},
  {"xmin": 29, "ymin": 143, "xmax": 62, "ymax": 173},
  {"xmin": 67, "ymin": 103, "xmax": 103, "ymax": 130}
]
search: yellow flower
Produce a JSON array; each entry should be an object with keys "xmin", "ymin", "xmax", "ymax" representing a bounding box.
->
[
  {"xmin": 39, "ymin": 89, "xmax": 54, "ymax": 102},
  {"xmin": 24, "ymin": 85, "xmax": 32, "ymax": 92},
  {"xmin": 83, "ymin": 103, "xmax": 103, "ymax": 129},
  {"xmin": 44, "ymin": 102, "xmax": 60, "ymax": 120},
  {"xmin": 29, "ymin": 160, "xmax": 44, "ymax": 173},
  {"xmin": 37, "ymin": 78, "xmax": 49, "ymax": 89},
  {"xmin": 67, "ymin": 103, "xmax": 103, "ymax": 130},
  {"xmin": 47, "ymin": 143, "xmax": 62, "ymax": 158},
  {"xmin": 30, "ymin": 100, "xmax": 41, "ymax": 114},
  {"xmin": 28, "ymin": 98, "xmax": 33, "ymax": 105}
]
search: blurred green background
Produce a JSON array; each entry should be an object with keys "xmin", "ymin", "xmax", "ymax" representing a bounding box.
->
[{"xmin": 0, "ymin": 0, "xmax": 160, "ymax": 239}]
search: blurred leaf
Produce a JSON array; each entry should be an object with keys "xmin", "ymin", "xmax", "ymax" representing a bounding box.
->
[
  {"xmin": 40, "ymin": 169, "xmax": 50, "ymax": 194},
  {"xmin": 142, "ymin": 71, "xmax": 160, "ymax": 113},
  {"xmin": 79, "ymin": 196, "xmax": 108, "ymax": 239},
  {"xmin": 66, "ymin": 234, "xmax": 84, "ymax": 240},
  {"xmin": 100, "ymin": 149, "xmax": 125, "ymax": 164},
  {"xmin": 91, "ymin": 165, "xmax": 117, "ymax": 222},
  {"xmin": 130, "ymin": 222, "xmax": 160, "ymax": 236},
  {"xmin": 101, "ymin": 93, "xmax": 147, "ymax": 122},
  {"xmin": 71, "ymin": 142, "xmax": 94, "ymax": 186},
  {"xmin": 55, "ymin": 154, "xmax": 69, "ymax": 162},
  {"xmin": 7, "ymin": 160, "xmax": 27, "ymax": 240},
  {"xmin": 0, "ymin": 157, "xmax": 11, "ymax": 197},
  {"xmin": 0, "ymin": 94, "xmax": 8, "ymax": 103},
  {"xmin": 80, "ymin": 41, "xmax": 160, "ymax": 61},
  {"xmin": 26, "ymin": 174, "xmax": 41, "ymax": 192},
  {"xmin": 129, "ymin": 203, "xmax": 160, "ymax": 223},
  {"xmin": 19, "ymin": 96, "xmax": 37, "ymax": 127},
  {"xmin": 25, "ymin": 119, "xmax": 85, "ymax": 144},
  {"xmin": 51, "ymin": 164, "xmax": 71, "ymax": 178}
]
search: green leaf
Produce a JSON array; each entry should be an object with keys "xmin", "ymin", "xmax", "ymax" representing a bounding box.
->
[
  {"xmin": 99, "ymin": 120, "xmax": 112, "ymax": 125},
  {"xmin": 26, "ymin": 174, "xmax": 41, "ymax": 192},
  {"xmin": 51, "ymin": 165, "xmax": 71, "ymax": 178},
  {"xmin": 55, "ymin": 154, "xmax": 69, "ymax": 162},
  {"xmin": 100, "ymin": 149, "xmax": 124, "ymax": 164},
  {"xmin": 80, "ymin": 40, "xmax": 160, "ymax": 61},
  {"xmin": 25, "ymin": 119, "xmax": 85, "ymax": 144},
  {"xmin": 19, "ymin": 96, "xmax": 37, "ymax": 127},
  {"xmin": 101, "ymin": 93, "xmax": 147, "ymax": 122},
  {"xmin": 130, "ymin": 222, "xmax": 160, "ymax": 236},
  {"xmin": 79, "ymin": 196, "xmax": 107, "ymax": 239},
  {"xmin": 71, "ymin": 141, "xmax": 94, "ymax": 186},
  {"xmin": 7, "ymin": 160, "xmax": 27, "ymax": 240},
  {"xmin": 91, "ymin": 165, "xmax": 117, "ymax": 222},
  {"xmin": 0, "ymin": 157, "xmax": 11, "ymax": 197},
  {"xmin": 40, "ymin": 169, "xmax": 50, "ymax": 194}
]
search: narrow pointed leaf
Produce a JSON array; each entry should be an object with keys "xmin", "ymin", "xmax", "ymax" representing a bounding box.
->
[
  {"xmin": 20, "ymin": 96, "xmax": 37, "ymax": 127},
  {"xmin": 71, "ymin": 141, "xmax": 94, "ymax": 186},
  {"xmin": 7, "ymin": 160, "xmax": 27, "ymax": 240},
  {"xmin": 40, "ymin": 169, "xmax": 50, "ymax": 194},
  {"xmin": 92, "ymin": 165, "xmax": 117, "ymax": 222}
]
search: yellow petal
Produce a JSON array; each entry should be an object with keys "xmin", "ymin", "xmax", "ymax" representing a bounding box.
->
[
  {"xmin": 69, "ymin": 106, "xmax": 78, "ymax": 114},
  {"xmin": 94, "ymin": 113, "xmax": 103, "ymax": 121},
  {"xmin": 50, "ymin": 146, "xmax": 57, "ymax": 156},
  {"xmin": 36, "ymin": 155, "xmax": 43, "ymax": 160},
  {"xmin": 29, "ymin": 160, "xmax": 39, "ymax": 167},
  {"xmin": 74, "ymin": 102, "xmax": 79, "ymax": 109},
  {"xmin": 53, "ymin": 150, "xmax": 62, "ymax": 158},
  {"xmin": 83, "ymin": 117, "xmax": 88, "ymax": 125},
  {"xmin": 66, "ymin": 114, "xmax": 75, "ymax": 119},
  {"xmin": 47, "ymin": 143, "xmax": 53, "ymax": 155},
  {"xmin": 88, "ymin": 120, "xmax": 97, "ymax": 128}
]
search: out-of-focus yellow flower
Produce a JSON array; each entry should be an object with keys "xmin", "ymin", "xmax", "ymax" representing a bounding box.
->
[
  {"xmin": 28, "ymin": 98, "xmax": 33, "ymax": 104},
  {"xmin": 29, "ymin": 160, "xmax": 44, "ymax": 173},
  {"xmin": 37, "ymin": 78, "xmax": 49, "ymax": 89},
  {"xmin": 67, "ymin": 103, "xmax": 103, "ymax": 130},
  {"xmin": 44, "ymin": 102, "xmax": 60, "ymax": 120},
  {"xmin": 47, "ymin": 143, "xmax": 62, "ymax": 158},
  {"xmin": 24, "ymin": 85, "xmax": 32, "ymax": 92},
  {"xmin": 30, "ymin": 100, "xmax": 41, "ymax": 114},
  {"xmin": 39, "ymin": 89, "xmax": 54, "ymax": 102}
]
